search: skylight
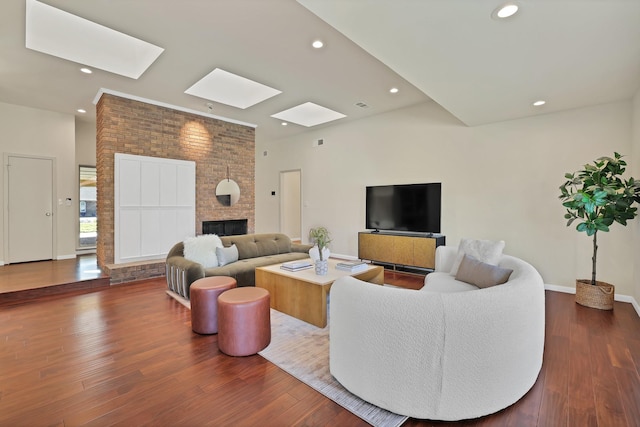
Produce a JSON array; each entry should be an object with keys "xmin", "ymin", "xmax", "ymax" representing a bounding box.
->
[
  {"xmin": 25, "ymin": 0, "xmax": 164, "ymax": 79},
  {"xmin": 271, "ymin": 102, "xmax": 346, "ymax": 127},
  {"xmin": 185, "ymin": 68, "xmax": 282, "ymax": 109}
]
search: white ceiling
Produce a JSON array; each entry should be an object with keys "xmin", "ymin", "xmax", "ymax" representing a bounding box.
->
[
  {"xmin": 299, "ymin": 0, "xmax": 640, "ymax": 126},
  {"xmin": 1, "ymin": 0, "xmax": 639, "ymax": 140}
]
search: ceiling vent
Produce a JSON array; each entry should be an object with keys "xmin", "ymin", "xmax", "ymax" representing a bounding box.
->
[{"xmin": 355, "ymin": 102, "xmax": 369, "ymax": 108}]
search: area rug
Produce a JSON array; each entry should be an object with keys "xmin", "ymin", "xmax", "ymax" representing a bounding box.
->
[{"xmin": 259, "ymin": 308, "xmax": 408, "ymax": 427}]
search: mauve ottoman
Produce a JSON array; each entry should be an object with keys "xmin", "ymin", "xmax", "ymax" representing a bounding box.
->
[
  {"xmin": 190, "ymin": 276, "xmax": 237, "ymax": 334},
  {"xmin": 217, "ymin": 287, "xmax": 271, "ymax": 356}
]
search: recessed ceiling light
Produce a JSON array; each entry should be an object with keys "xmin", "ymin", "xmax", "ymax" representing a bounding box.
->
[
  {"xmin": 77, "ymin": 109, "xmax": 86, "ymax": 113},
  {"xmin": 533, "ymin": 100, "xmax": 546, "ymax": 106},
  {"xmin": 493, "ymin": 3, "xmax": 519, "ymax": 19},
  {"xmin": 80, "ymin": 67, "xmax": 92, "ymax": 74},
  {"xmin": 389, "ymin": 87, "xmax": 399, "ymax": 94},
  {"xmin": 312, "ymin": 40, "xmax": 324, "ymax": 49},
  {"xmin": 281, "ymin": 122, "xmax": 288, "ymax": 126}
]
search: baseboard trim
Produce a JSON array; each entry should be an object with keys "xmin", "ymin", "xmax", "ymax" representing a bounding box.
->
[
  {"xmin": 76, "ymin": 249, "xmax": 96, "ymax": 255},
  {"xmin": 329, "ymin": 253, "xmax": 358, "ymax": 261},
  {"xmin": 56, "ymin": 254, "xmax": 77, "ymax": 260},
  {"xmin": 633, "ymin": 299, "xmax": 640, "ymax": 317},
  {"xmin": 545, "ymin": 283, "xmax": 640, "ymax": 317}
]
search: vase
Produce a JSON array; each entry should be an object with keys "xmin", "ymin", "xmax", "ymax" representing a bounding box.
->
[
  {"xmin": 315, "ymin": 259, "xmax": 329, "ymax": 276},
  {"xmin": 575, "ymin": 279, "xmax": 614, "ymax": 310},
  {"xmin": 309, "ymin": 246, "xmax": 330, "ymax": 262}
]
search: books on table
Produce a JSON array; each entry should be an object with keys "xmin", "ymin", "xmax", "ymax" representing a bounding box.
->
[
  {"xmin": 280, "ymin": 260, "xmax": 313, "ymax": 272},
  {"xmin": 336, "ymin": 260, "xmax": 369, "ymax": 272}
]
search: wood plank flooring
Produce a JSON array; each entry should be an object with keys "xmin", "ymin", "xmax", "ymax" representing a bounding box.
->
[
  {"xmin": 0, "ymin": 265, "xmax": 639, "ymax": 426},
  {"xmin": 0, "ymin": 256, "xmax": 109, "ymax": 305}
]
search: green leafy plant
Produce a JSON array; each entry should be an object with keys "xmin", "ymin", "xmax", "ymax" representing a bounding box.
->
[
  {"xmin": 559, "ymin": 152, "xmax": 640, "ymax": 285},
  {"xmin": 309, "ymin": 226, "xmax": 332, "ymax": 261}
]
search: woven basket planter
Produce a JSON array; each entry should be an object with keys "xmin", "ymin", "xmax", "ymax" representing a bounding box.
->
[{"xmin": 575, "ymin": 279, "xmax": 614, "ymax": 310}]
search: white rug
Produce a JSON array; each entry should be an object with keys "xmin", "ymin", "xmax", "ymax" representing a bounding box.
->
[{"xmin": 259, "ymin": 308, "xmax": 408, "ymax": 427}]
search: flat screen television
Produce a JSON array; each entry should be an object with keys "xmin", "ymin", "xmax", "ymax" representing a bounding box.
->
[{"xmin": 366, "ymin": 183, "xmax": 441, "ymax": 234}]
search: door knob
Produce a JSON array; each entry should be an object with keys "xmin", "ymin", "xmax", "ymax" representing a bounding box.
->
[{"xmin": 45, "ymin": 212, "xmax": 52, "ymax": 216}]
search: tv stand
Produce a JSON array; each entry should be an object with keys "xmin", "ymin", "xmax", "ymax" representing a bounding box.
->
[{"xmin": 358, "ymin": 231, "xmax": 446, "ymax": 270}]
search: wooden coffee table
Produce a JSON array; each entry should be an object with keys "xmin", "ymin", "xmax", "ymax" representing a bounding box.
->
[{"xmin": 255, "ymin": 258, "xmax": 384, "ymax": 328}]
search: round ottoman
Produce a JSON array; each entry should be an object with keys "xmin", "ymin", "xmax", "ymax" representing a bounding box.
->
[
  {"xmin": 190, "ymin": 276, "xmax": 237, "ymax": 334},
  {"xmin": 217, "ymin": 287, "xmax": 271, "ymax": 356}
]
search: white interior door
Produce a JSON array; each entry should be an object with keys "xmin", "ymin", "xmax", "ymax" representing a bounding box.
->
[
  {"xmin": 280, "ymin": 170, "xmax": 301, "ymax": 241},
  {"xmin": 7, "ymin": 155, "xmax": 54, "ymax": 263}
]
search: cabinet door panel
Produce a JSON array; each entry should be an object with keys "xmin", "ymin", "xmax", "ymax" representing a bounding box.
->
[
  {"xmin": 393, "ymin": 237, "xmax": 414, "ymax": 265},
  {"xmin": 414, "ymin": 238, "xmax": 436, "ymax": 269},
  {"xmin": 359, "ymin": 233, "xmax": 394, "ymax": 262}
]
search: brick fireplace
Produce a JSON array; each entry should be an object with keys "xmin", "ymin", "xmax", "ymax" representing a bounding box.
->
[{"xmin": 96, "ymin": 92, "xmax": 256, "ymax": 283}]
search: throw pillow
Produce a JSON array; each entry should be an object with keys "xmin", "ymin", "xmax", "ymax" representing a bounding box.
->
[
  {"xmin": 455, "ymin": 254, "xmax": 513, "ymax": 288},
  {"xmin": 449, "ymin": 238, "xmax": 505, "ymax": 276},
  {"xmin": 216, "ymin": 244, "xmax": 239, "ymax": 267},
  {"xmin": 183, "ymin": 234, "xmax": 222, "ymax": 269}
]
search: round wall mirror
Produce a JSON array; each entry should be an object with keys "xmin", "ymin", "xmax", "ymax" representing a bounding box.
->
[{"xmin": 216, "ymin": 178, "xmax": 240, "ymax": 206}]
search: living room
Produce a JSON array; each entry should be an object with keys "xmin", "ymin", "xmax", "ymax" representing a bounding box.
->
[{"xmin": 1, "ymin": 0, "xmax": 640, "ymax": 425}]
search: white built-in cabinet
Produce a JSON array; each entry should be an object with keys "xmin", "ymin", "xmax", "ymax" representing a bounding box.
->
[{"xmin": 115, "ymin": 153, "xmax": 195, "ymax": 264}]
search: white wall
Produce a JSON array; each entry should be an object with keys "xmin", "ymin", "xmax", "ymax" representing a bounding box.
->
[
  {"xmin": 256, "ymin": 100, "xmax": 637, "ymax": 296},
  {"xmin": 76, "ymin": 120, "xmax": 96, "ymax": 166},
  {"xmin": 281, "ymin": 170, "xmax": 301, "ymax": 240},
  {"xmin": 0, "ymin": 102, "xmax": 77, "ymax": 261},
  {"xmin": 632, "ymin": 90, "xmax": 640, "ymax": 304}
]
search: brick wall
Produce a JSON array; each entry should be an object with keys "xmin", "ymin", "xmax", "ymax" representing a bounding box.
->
[{"xmin": 96, "ymin": 93, "xmax": 255, "ymax": 282}]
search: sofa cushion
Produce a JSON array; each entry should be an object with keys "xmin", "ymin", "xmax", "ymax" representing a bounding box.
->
[
  {"xmin": 221, "ymin": 233, "xmax": 292, "ymax": 260},
  {"xmin": 422, "ymin": 272, "xmax": 479, "ymax": 293},
  {"xmin": 455, "ymin": 254, "xmax": 513, "ymax": 288},
  {"xmin": 183, "ymin": 234, "xmax": 222, "ymax": 268},
  {"xmin": 204, "ymin": 252, "xmax": 310, "ymax": 287},
  {"xmin": 450, "ymin": 238, "xmax": 505, "ymax": 276},
  {"xmin": 216, "ymin": 244, "xmax": 239, "ymax": 266}
]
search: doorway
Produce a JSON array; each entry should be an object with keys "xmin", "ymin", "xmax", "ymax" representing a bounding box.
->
[
  {"xmin": 5, "ymin": 154, "xmax": 55, "ymax": 263},
  {"xmin": 280, "ymin": 170, "xmax": 302, "ymax": 241},
  {"xmin": 78, "ymin": 165, "xmax": 97, "ymax": 250}
]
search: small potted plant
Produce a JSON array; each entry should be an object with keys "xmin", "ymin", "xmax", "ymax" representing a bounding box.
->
[
  {"xmin": 559, "ymin": 152, "xmax": 640, "ymax": 310},
  {"xmin": 309, "ymin": 226, "xmax": 332, "ymax": 275}
]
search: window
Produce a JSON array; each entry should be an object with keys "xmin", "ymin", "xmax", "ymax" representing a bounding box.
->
[{"xmin": 79, "ymin": 165, "xmax": 97, "ymax": 249}]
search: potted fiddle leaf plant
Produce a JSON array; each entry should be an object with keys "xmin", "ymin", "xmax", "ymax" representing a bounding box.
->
[
  {"xmin": 559, "ymin": 152, "xmax": 640, "ymax": 310},
  {"xmin": 309, "ymin": 226, "xmax": 332, "ymax": 275}
]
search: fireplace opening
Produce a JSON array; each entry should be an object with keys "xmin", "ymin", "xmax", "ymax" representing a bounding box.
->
[{"xmin": 202, "ymin": 219, "xmax": 247, "ymax": 236}]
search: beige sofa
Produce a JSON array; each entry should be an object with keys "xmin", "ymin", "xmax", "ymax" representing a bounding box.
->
[{"xmin": 166, "ymin": 233, "xmax": 312, "ymax": 298}]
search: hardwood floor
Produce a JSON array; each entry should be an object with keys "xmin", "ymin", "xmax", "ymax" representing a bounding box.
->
[
  {"xmin": 0, "ymin": 266, "xmax": 639, "ymax": 426},
  {"xmin": 0, "ymin": 255, "xmax": 109, "ymax": 305}
]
